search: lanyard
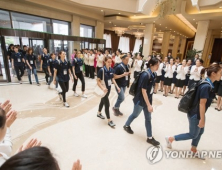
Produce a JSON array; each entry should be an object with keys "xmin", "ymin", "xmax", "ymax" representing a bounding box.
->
[{"xmin": 205, "ymin": 77, "xmax": 214, "ymax": 88}]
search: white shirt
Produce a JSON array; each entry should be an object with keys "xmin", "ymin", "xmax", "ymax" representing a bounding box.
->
[
  {"xmin": 134, "ymin": 59, "xmax": 143, "ymax": 72},
  {"xmin": 176, "ymin": 65, "xmax": 189, "ymax": 80},
  {"xmin": 115, "ymin": 55, "xmax": 122, "ymax": 64},
  {"xmin": 96, "ymin": 54, "xmax": 104, "ymax": 67},
  {"xmin": 0, "ymin": 128, "xmax": 12, "ymax": 167},
  {"xmin": 189, "ymin": 66, "xmax": 203, "ymax": 81},
  {"xmin": 144, "ymin": 61, "xmax": 148, "ymax": 70},
  {"xmin": 155, "ymin": 62, "xmax": 163, "ymax": 76},
  {"xmin": 128, "ymin": 58, "xmax": 133, "ymax": 68},
  {"xmin": 164, "ymin": 64, "xmax": 175, "ymax": 78},
  {"xmin": 84, "ymin": 53, "xmax": 89, "ymax": 65},
  {"xmin": 89, "ymin": 54, "xmax": 95, "ymax": 66}
]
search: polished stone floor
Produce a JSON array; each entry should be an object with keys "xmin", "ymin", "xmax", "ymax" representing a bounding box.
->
[{"xmin": 0, "ymin": 76, "xmax": 221, "ymax": 170}]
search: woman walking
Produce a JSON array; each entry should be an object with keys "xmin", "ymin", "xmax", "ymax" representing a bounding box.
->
[
  {"xmin": 97, "ymin": 56, "xmax": 120, "ymax": 127},
  {"xmin": 53, "ymin": 51, "xmax": 73, "ymax": 107}
]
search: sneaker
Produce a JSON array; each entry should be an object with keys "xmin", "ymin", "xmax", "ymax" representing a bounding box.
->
[
  {"xmin": 97, "ymin": 114, "xmax": 105, "ymax": 119},
  {"xmin": 58, "ymin": 93, "xmax": 63, "ymax": 101},
  {"xmin": 112, "ymin": 107, "xmax": 119, "ymax": 116},
  {"xmin": 108, "ymin": 121, "xmax": 116, "ymax": 127},
  {"xmin": 123, "ymin": 125, "xmax": 134, "ymax": 134},
  {"xmin": 64, "ymin": 102, "xmax": 69, "ymax": 107},
  {"xmin": 37, "ymin": 83, "xmax": 41, "ymax": 86},
  {"xmin": 147, "ymin": 137, "xmax": 160, "ymax": 146},
  {"xmin": 74, "ymin": 92, "xmax": 79, "ymax": 97},
  {"xmin": 19, "ymin": 81, "xmax": 22, "ymax": 84},
  {"xmin": 165, "ymin": 137, "xmax": 172, "ymax": 149},
  {"xmin": 118, "ymin": 110, "xmax": 123, "ymax": 116},
  {"xmin": 82, "ymin": 94, "xmax": 87, "ymax": 98}
]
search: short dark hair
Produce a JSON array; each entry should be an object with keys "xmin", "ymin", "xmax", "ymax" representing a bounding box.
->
[
  {"xmin": 0, "ymin": 147, "xmax": 60, "ymax": 170},
  {"xmin": 146, "ymin": 57, "xmax": 159, "ymax": 68},
  {"xmin": 0, "ymin": 108, "xmax": 6, "ymax": 129}
]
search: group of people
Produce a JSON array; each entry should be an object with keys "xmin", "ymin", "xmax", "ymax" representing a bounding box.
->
[{"xmin": 6, "ymin": 44, "xmax": 222, "ymax": 162}]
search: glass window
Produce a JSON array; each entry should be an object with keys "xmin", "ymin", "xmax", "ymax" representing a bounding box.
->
[
  {"xmin": 0, "ymin": 10, "xmax": 11, "ymax": 28},
  {"xmin": 52, "ymin": 20, "xmax": 69, "ymax": 35},
  {"xmin": 11, "ymin": 12, "xmax": 51, "ymax": 32},
  {"xmin": 80, "ymin": 24, "xmax": 95, "ymax": 38}
]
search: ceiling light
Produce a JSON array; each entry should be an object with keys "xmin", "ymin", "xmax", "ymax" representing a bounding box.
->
[
  {"xmin": 134, "ymin": 15, "xmax": 136, "ymax": 16},
  {"xmin": 109, "ymin": 22, "xmax": 111, "ymax": 23},
  {"xmin": 219, "ymin": 6, "xmax": 222, "ymax": 8},
  {"xmin": 170, "ymin": 29, "xmax": 172, "ymax": 30},
  {"xmin": 118, "ymin": 13, "xmax": 121, "ymax": 14},
  {"xmin": 114, "ymin": 25, "xmax": 116, "ymax": 26},
  {"xmin": 193, "ymin": 19, "xmax": 195, "ymax": 20},
  {"xmin": 176, "ymin": 14, "xmax": 197, "ymax": 32},
  {"xmin": 101, "ymin": 10, "xmax": 103, "ymax": 12},
  {"xmin": 165, "ymin": 27, "xmax": 167, "ymax": 28},
  {"xmin": 153, "ymin": 21, "xmax": 155, "ymax": 22},
  {"xmin": 159, "ymin": 24, "xmax": 161, "ymax": 25},
  {"xmin": 174, "ymin": 31, "xmax": 175, "ymax": 32}
]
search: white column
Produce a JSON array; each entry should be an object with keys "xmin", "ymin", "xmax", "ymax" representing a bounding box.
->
[
  {"xmin": 161, "ymin": 31, "xmax": 171, "ymax": 58},
  {"xmin": 95, "ymin": 21, "xmax": 104, "ymax": 39},
  {"xmin": 193, "ymin": 20, "xmax": 210, "ymax": 54},
  {"xmin": 71, "ymin": 15, "xmax": 80, "ymax": 50},
  {"xmin": 142, "ymin": 23, "xmax": 155, "ymax": 57}
]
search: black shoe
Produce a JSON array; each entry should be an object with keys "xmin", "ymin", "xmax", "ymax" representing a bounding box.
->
[
  {"xmin": 118, "ymin": 110, "xmax": 123, "ymax": 116},
  {"xmin": 123, "ymin": 125, "xmax": 134, "ymax": 134},
  {"xmin": 30, "ymin": 82, "xmax": 32, "ymax": 85},
  {"xmin": 147, "ymin": 137, "xmax": 160, "ymax": 146},
  {"xmin": 97, "ymin": 114, "xmax": 105, "ymax": 119},
  {"xmin": 112, "ymin": 107, "xmax": 119, "ymax": 116}
]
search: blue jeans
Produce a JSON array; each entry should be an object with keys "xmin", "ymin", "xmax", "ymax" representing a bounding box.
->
[
  {"xmin": 174, "ymin": 114, "xmax": 205, "ymax": 147},
  {"xmin": 48, "ymin": 75, "xmax": 58, "ymax": 88},
  {"xmin": 125, "ymin": 103, "xmax": 152, "ymax": 137},
  {"xmin": 114, "ymin": 86, "xmax": 126, "ymax": 109},
  {"xmin": 27, "ymin": 68, "xmax": 39, "ymax": 84}
]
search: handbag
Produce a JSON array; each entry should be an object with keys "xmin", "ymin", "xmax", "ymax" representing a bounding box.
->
[{"xmin": 94, "ymin": 68, "xmax": 107, "ymax": 98}]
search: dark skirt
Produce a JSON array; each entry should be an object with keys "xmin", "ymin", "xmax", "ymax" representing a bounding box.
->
[
  {"xmin": 155, "ymin": 76, "xmax": 161, "ymax": 83},
  {"xmin": 175, "ymin": 79, "xmax": 186, "ymax": 88},
  {"xmin": 164, "ymin": 77, "xmax": 173, "ymax": 86},
  {"xmin": 213, "ymin": 80, "xmax": 220, "ymax": 94},
  {"xmin": 172, "ymin": 72, "xmax": 177, "ymax": 84},
  {"xmin": 161, "ymin": 70, "xmax": 165, "ymax": 81}
]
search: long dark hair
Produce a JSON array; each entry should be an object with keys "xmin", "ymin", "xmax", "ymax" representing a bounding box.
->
[
  {"xmin": 201, "ymin": 63, "xmax": 221, "ymax": 77},
  {"xmin": 146, "ymin": 57, "xmax": 159, "ymax": 68},
  {"xmin": 0, "ymin": 147, "xmax": 60, "ymax": 170}
]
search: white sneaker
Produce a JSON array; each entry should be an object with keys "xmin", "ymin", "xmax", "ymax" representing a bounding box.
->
[
  {"xmin": 58, "ymin": 93, "xmax": 63, "ymax": 101},
  {"xmin": 82, "ymin": 94, "xmax": 87, "ymax": 98},
  {"xmin": 64, "ymin": 102, "xmax": 69, "ymax": 107},
  {"xmin": 165, "ymin": 137, "xmax": 172, "ymax": 149},
  {"xmin": 74, "ymin": 92, "xmax": 79, "ymax": 97}
]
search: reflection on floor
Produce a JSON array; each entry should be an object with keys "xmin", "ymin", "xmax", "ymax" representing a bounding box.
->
[{"xmin": 0, "ymin": 77, "xmax": 221, "ymax": 170}]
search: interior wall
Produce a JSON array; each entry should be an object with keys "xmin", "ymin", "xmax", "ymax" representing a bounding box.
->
[{"xmin": 211, "ymin": 38, "xmax": 222, "ymax": 63}]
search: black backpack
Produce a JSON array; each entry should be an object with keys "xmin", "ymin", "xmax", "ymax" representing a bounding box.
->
[
  {"xmin": 178, "ymin": 80, "xmax": 211, "ymax": 113},
  {"xmin": 129, "ymin": 71, "xmax": 150, "ymax": 96}
]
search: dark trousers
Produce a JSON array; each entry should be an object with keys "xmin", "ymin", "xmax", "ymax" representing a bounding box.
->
[
  {"xmin": 58, "ymin": 81, "xmax": 69, "ymax": 102},
  {"xmin": 89, "ymin": 66, "xmax": 95, "ymax": 79},
  {"xmin": 73, "ymin": 72, "xmax": 85, "ymax": 92},
  {"xmin": 98, "ymin": 90, "xmax": 111, "ymax": 119},
  {"xmin": 14, "ymin": 66, "xmax": 24, "ymax": 81},
  {"xmin": 43, "ymin": 67, "xmax": 49, "ymax": 83},
  {"xmin": 134, "ymin": 71, "xmax": 140, "ymax": 79},
  {"xmin": 85, "ymin": 65, "xmax": 89, "ymax": 77}
]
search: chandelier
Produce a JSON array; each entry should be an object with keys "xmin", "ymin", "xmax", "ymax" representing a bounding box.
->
[
  {"xmin": 113, "ymin": 27, "xmax": 128, "ymax": 36},
  {"xmin": 133, "ymin": 32, "xmax": 144, "ymax": 39}
]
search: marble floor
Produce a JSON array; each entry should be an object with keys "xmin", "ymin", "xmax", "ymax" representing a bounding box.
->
[{"xmin": 0, "ymin": 77, "xmax": 221, "ymax": 170}]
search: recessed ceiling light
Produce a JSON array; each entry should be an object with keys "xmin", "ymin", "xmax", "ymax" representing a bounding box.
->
[
  {"xmin": 118, "ymin": 13, "xmax": 121, "ymax": 14},
  {"xmin": 174, "ymin": 31, "xmax": 175, "ymax": 32},
  {"xmin": 159, "ymin": 24, "xmax": 161, "ymax": 25},
  {"xmin": 109, "ymin": 21, "xmax": 111, "ymax": 23},
  {"xmin": 114, "ymin": 25, "xmax": 116, "ymax": 26},
  {"xmin": 153, "ymin": 21, "xmax": 155, "ymax": 22},
  {"xmin": 170, "ymin": 29, "xmax": 172, "ymax": 30},
  {"xmin": 219, "ymin": 6, "xmax": 222, "ymax": 8},
  {"xmin": 193, "ymin": 19, "xmax": 195, "ymax": 20},
  {"xmin": 101, "ymin": 10, "xmax": 103, "ymax": 12}
]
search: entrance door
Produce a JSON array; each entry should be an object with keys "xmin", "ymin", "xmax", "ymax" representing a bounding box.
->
[{"xmin": 29, "ymin": 38, "xmax": 44, "ymax": 71}]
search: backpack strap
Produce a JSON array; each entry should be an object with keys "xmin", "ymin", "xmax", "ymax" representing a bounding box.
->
[{"xmin": 120, "ymin": 64, "xmax": 126, "ymax": 72}]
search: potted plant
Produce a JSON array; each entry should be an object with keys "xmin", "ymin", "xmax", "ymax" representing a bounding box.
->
[{"xmin": 186, "ymin": 49, "xmax": 202, "ymax": 60}]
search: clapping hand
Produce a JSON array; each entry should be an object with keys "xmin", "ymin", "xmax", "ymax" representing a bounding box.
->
[
  {"xmin": 0, "ymin": 100, "xmax": 11, "ymax": 114},
  {"xmin": 72, "ymin": 160, "xmax": 82, "ymax": 170},
  {"xmin": 18, "ymin": 138, "xmax": 42, "ymax": 152},
  {"xmin": 6, "ymin": 110, "xmax": 17, "ymax": 127}
]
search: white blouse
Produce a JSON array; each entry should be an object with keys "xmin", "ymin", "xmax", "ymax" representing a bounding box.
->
[
  {"xmin": 155, "ymin": 62, "xmax": 163, "ymax": 76},
  {"xmin": 176, "ymin": 65, "xmax": 189, "ymax": 80},
  {"xmin": 96, "ymin": 54, "xmax": 104, "ymax": 67},
  {"xmin": 115, "ymin": 55, "xmax": 122, "ymax": 64},
  {"xmin": 89, "ymin": 54, "xmax": 95, "ymax": 66},
  {"xmin": 134, "ymin": 59, "xmax": 143, "ymax": 72},
  {"xmin": 189, "ymin": 66, "xmax": 203, "ymax": 81},
  {"xmin": 164, "ymin": 64, "xmax": 175, "ymax": 78},
  {"xmin": 0, "ymin": 128, "xmax": 12, "ymax": 167},
  {"xmin": 84, "ymin": 53, "xmax": 89, "ymax": 65}
]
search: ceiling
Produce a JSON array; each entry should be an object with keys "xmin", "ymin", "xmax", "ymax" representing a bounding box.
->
[{"xmin": 22, "ymin": 0, "xmax": 222, "ymax": 38}]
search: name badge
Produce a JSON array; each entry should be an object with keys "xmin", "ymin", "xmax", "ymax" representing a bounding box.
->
[
  {"xmin": 30, "ymin": 60, "xmax": 33, "ymax": 64},
  {"xmin": 125, "ymin": 76, "xmax": 128, "ymax": 81},
  {"xmin": 80, "ymin": 66, "xmax": 83, "ymax": 71},
  {"xmin": 108, "ymin": 79, "xmax": 112, "ymax": 86},
  {"xmin": 18, "ymin": 58, "xmax": 21, "ymax": 62},
  {"xmin": 64, "ymin": 69, "xmax": 67, "ymax": 75}
]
